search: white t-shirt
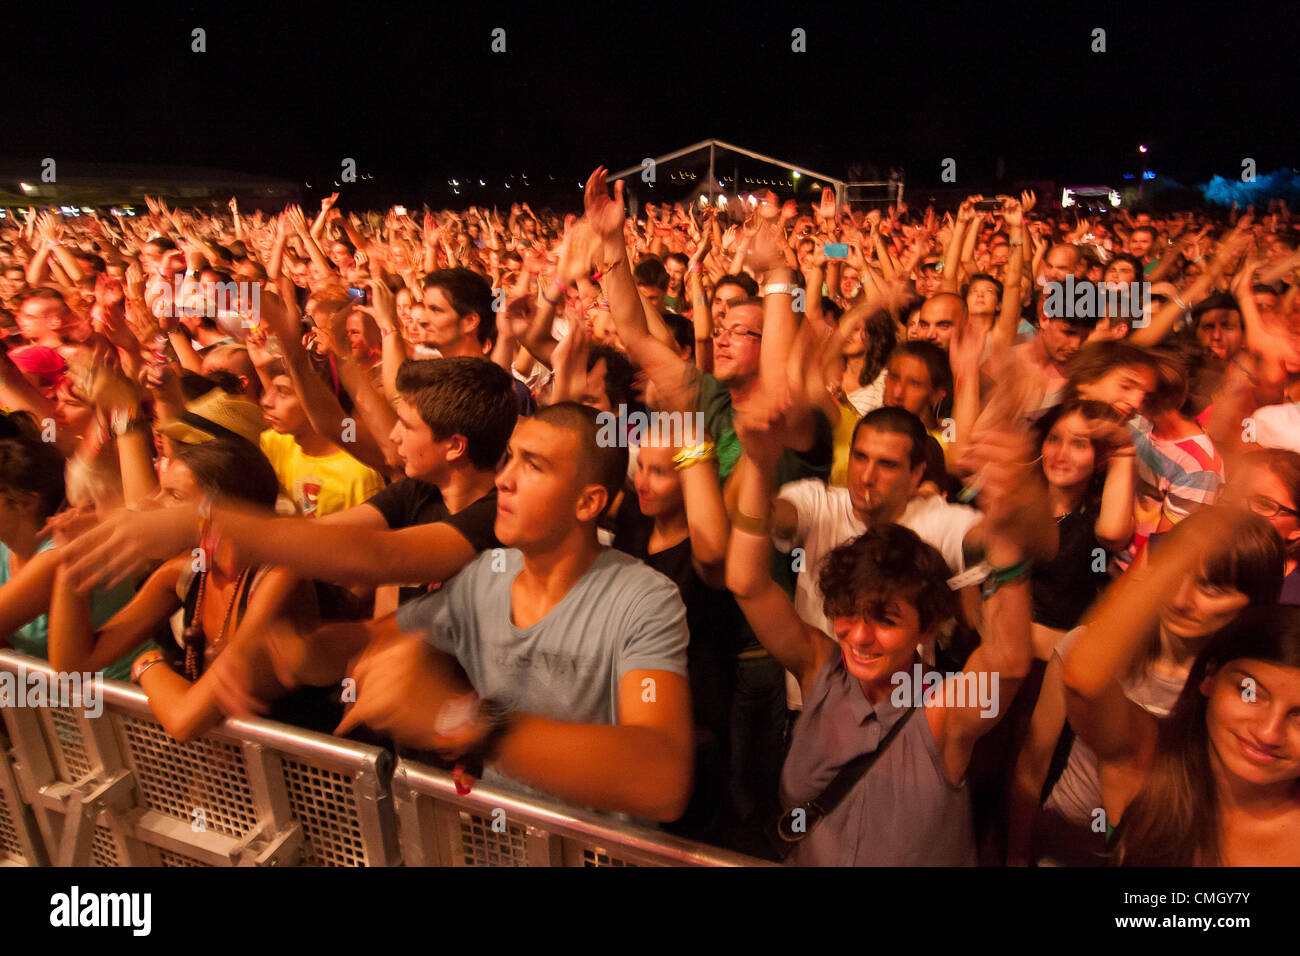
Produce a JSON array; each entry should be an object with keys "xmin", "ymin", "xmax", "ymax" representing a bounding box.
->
[
  {"xmin": 1251, "ymin": 402, "xmax": 1300, "ymax": 453},
  {"xmin": 846, "ymin": 369, "xmax": 887, "ymax": 416},
  {"xmin": 774, "ymin": 480, "xmax": 983, "ymax": 640}
]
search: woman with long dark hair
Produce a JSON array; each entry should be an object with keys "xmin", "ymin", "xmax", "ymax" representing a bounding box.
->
[
  {"xmin": 1008, "ymin": 505, "xmax": 1282, "ymax": 865},
  {"xmin": 49, "ymin": 437, "xmax": 325, "ymax": 741},
  {"xmin": 1028, "ymin": 400, "xmax": 1135, "ymax": 646},
  {"xmin": 1062, "ymin": 508, "xmax": 1298, "ymax": 865}
]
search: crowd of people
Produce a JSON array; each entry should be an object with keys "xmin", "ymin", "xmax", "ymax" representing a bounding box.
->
[{"xmin": 1, "ymin": 169, "xmax": 1298, "ymax": 866}]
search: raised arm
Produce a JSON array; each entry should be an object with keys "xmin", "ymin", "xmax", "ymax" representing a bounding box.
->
[
  {"xmin": 990, "ymin": 195, "xmax": 1027, "ymax": 352},
  {"xmin": 585, "ymin": 167, "xmax": 692, "ymax": 391},
  {"xmin": 725, "ymin": 408, "xmax": 833, "ymax": 691},
  {"xmin": 931, "ymin": 429, "xmax": 1036, "ymax": 783},
  {"xmin": 1063, "ymin": 509, "xmax": 1249, "ymax": 765},
  {"xmin": 941, "ymin": 197, "xmax": 978, "ymax": 295}
]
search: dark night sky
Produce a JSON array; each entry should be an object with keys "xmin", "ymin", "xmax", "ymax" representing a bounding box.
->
[{"xmin": 6, "ymin": 0, "xmax": 1297, "ymax": 206}]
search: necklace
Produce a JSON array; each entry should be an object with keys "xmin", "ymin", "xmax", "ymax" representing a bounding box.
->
[{"xmin": 183, "ymin": 567, "xmax": 251, "ymax": 682}]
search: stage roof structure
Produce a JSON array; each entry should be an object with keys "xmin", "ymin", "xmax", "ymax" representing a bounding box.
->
[{"xmin": 609, "ymin": 139, "xmax": 901, "ymax": 211}]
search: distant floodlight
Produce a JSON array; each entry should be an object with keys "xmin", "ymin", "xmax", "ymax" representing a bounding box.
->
[
  {"xmin": 1109, "ymin": 190, "xmax": 1122, "ymax": 207},
  {"xmin": 1062, "ymin": 188, "xmax": 1076, "ymax": 208},
  {"xmin": 1138, "ymin": 145, "xmax": 1149, "ymax": 154}
]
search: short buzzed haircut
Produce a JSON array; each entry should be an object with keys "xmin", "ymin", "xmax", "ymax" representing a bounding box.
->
[
  {"xmin": 1048, "ymin": 242, "xmax": 1081, "ymax": 267},
  {"xmin": 850, "ymin": 406, "xmax": 929, "ymax": 469},
  {"xmin": 531, "ymin": 402, "xmax": 628, "ymax": 519}
]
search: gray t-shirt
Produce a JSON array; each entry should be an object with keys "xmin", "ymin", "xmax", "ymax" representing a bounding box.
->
[
  {"xmin": 779, "ymin": 651, "xmax": 978, "ymax": 866},
  {"xmin": 395, "ymin": 546, "xmax": 689, "ymax": 792}
]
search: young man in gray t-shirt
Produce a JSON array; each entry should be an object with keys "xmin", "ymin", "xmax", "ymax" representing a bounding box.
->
[{"xmin": 337, "ymin": 403, "xmax": 694, "ymax": 822}]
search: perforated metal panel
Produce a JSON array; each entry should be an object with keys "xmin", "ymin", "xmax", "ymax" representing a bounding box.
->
[
  {"xmin": 118, "ymin": 716, "xmax": 256, "ymax": 838},
  {"xmin": 90, "ymin": 826, "xmax": 121, "ymax": 867},
  {"xmin": 582, "ymin": 847, "xmax": 637, "ymax": 867},
  {"xmin": 158, "ymin": 848, "xmax": 211, "ymax": 867},
  {"xmin": 281, "ymin": 758, "xmax": 367, "ymax": 867},
  {"xmin": 0, "ymin": 783, "xmax": 25, "ymax": 861},
  {"xmin": 41, "ymin": 707, "xmax": 94, "ymax": 782},
  {"xmin": 457, "ymin": 810, "xmax": 529, "ymax": 866}
]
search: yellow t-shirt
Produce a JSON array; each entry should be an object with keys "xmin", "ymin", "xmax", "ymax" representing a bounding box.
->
[
  {"xmin": 259, "ymin": 430, "xmax": 385, "ymax": 518},
  {"xmin": 829, "ymin": 402, "xmax": 860, "ymax": 488}
]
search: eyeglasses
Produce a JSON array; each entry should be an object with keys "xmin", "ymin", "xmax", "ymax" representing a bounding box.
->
[
  {"xmin": 711, "ymin": 324, "xmax": 762, "ymax": 342},
  {"xmin": 1244, "ymin": 494, "xmax": 1299, "ymax": 520}
]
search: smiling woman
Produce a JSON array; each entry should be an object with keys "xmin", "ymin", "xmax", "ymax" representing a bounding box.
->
[
  {"xmin": 1107, "ymin": 606, "xmax": 1300, "ymax": 866},
  {"xmin": 1059, "ymin": 508, "xmax": 1299, "ymax": 865}
]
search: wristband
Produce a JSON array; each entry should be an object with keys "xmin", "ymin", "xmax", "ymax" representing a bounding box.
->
[
  {"xmin": 732, "ymin": 507, "xmax": 771, "ymax": 535},
  {"xmin": 762, "ymin": 282, "xmax": 798, "ymax": 298},
  {"xmin": 689, "ymin": 262, "xmax": 702, "ymax": 273},
  {"xmin": 110, "ymin": 409, "xmax": 145, "ymax": 437},
  {"xmin": 981, "ymin": 559, "xmax": 1032, "ymax": 599},
  {"xmin": 131, "ymin": 649, "xmax": 166, "ymax": 684},
  {"xmin": 673, "ymin": 441, "xmax": 717, "ymax": 470},
  {"xmin": 539, "ymin": 286, "xmax": 561, "ymax": 306}
]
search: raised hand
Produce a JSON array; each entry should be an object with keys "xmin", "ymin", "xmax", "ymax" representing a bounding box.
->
[
  {"xmin": 557, "ymin": 220, "xmax": 601, "ymax": 284},
  {"xmin": 1000, "ymin": 195, "xmax": 1024, "ymax": 227},
  {"xmin": 583, "ymin": 167, "xmax": 626, "ymax": 244},
  {"xmin": 551, "ymin": 317, "xmax": 593, "ymax": 404},
  {"xmin": 746, "ymin": 222, "xmax": 788, "ymax": 273}
]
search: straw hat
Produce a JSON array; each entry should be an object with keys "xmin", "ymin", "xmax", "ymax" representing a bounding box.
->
[{"xmin": 157, "ymin": 388, "xmax": 265, "ymax": 446}]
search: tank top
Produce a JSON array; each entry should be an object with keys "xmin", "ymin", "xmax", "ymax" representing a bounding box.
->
[
  {"xmin": 779, "ymin": 650, "xmax": 978, "ymax": 865},
  {"xmin": 1044, "ymin": 626, "xmax": 1184, "ymax": 824}
]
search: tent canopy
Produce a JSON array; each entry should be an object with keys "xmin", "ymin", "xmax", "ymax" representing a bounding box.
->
[
  {"xmin": 609, "ymin": 139, "xmax": 901, "ymax": 212},
  {"xmin": 610, "ymin": 139, "xmax": 848, "ymax": 209}
]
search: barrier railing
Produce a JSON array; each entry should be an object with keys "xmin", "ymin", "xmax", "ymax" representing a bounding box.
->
[{"xmin": 0, "ymin": 651, "xmax": 768, "ymax": 867}]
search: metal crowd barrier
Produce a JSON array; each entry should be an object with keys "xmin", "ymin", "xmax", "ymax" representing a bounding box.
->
[{"xmin": 0, "ymin": 651, "xmax": 766, "ymax": 867}]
